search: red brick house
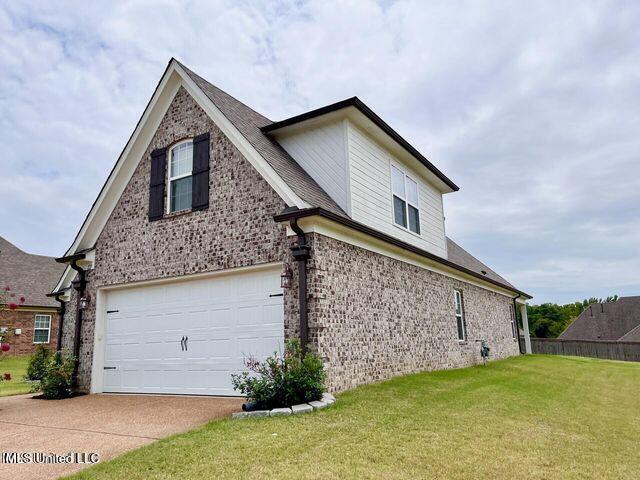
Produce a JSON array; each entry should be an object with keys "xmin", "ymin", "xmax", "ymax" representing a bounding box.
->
[{"xmin": 0, "ymin": 236, "xmax": 65, "ymax": 355}]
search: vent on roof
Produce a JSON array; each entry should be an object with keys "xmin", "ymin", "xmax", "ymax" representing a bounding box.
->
[{"xmin": 481, "ymin": 270, "xmax": 487, "ymax": 275}]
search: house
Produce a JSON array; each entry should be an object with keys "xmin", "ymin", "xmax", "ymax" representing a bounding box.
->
[
  {"xmin": 50, "ymin": 58, "xmax": 532, "ymax": 395},
  {"xmin": 558, "ymin": 296, "xmax": 640, "ymax": 342},
  {"xmin": 0, "ymin": 236, "xmax": 66, "ymax": 355}
]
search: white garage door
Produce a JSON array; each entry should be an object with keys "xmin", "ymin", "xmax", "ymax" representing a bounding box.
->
[{"xmin": 102, "ymin": 267, "xmax": 284, "ymax": 396}]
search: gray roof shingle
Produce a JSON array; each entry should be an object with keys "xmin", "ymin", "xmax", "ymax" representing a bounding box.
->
[
  {"xmin": 178, "ymin": 62, "xmax": 346, "ymax": 217},
  {"xmin": 559, "ymin": 296, "xmax": 640, "ymax": 341},
  {"xmin": 0, "ymin": 236, "xmax": 65, "ymax": 308},
  {"xmin": 445, "ymin": 238, "xmax": 516, "ymax": 290}
]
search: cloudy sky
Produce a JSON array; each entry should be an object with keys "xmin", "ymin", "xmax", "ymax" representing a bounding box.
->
[{"xmin": 1, "ymin": 1, "xmax": 638, "ymax": 304}]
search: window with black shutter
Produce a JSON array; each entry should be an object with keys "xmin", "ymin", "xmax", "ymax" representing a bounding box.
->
[
  {"xmin": 191, "ymin": 133, "xmax": 210, "ymax": 210},
  {"xmin": 148, "ymin": 147, "xmax": 167, "ymax": 221},
  {"xmin": 149, "ymin": 133, "xmax": 210, "ymax": 220},
  {"xmin": 167, "ymin": 140, "xmax": 194, "ymax": 213}
]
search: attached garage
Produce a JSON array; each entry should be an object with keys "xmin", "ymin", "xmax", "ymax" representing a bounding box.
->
[{"xmin": 94, "ymin": 266, "xmax": 284, "ymax": 396}]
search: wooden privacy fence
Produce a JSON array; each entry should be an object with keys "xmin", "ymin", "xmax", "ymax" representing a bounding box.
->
[{"xmin": 530, "ymin": 338, "xmax": 640, "ymax": 362}]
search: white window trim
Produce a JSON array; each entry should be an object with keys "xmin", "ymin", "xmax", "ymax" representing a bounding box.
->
[
  {"xmin": 454, "ymin": 290, "xmax": 466, "ymax": 342},
  {"xmin": 510, "ymin": 304, "xmax": 518, "ymax": 339},
  {"xmin": 33, "ymin": 314, "xmax": 51, "ymax": 344},
  {"xmin": 166, "ymin": 139, "xmax": 194, "ymax": 214},
  {"xmin": 390, "ymin": 163, "xmax": 421, "ymax": 236}
]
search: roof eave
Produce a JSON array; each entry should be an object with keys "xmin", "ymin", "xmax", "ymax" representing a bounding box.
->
[
  {"xmin": 55, "ymin": 252, "xmax": 86, "ymax": 264},
  {"xmin": 262, "ymin": 97, "xmax": 459, "ymax": 193},
  {"xmin": 274, "ymin": 207, "xmax": 531, "ymax": 299}
]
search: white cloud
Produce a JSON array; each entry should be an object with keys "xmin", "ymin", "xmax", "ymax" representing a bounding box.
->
[{"xmin": 0, "ymin": 0, "xmax": 638, "ymax": 303}]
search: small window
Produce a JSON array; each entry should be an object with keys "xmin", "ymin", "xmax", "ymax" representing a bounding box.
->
[
  {"xmin": 391, "ymin": 165, "xmax": 420, "ymax": 234},
  {"xmin": 510, "ymin": 304, "xmax": 518, "ymax": 339},
  {"xmin": 454, "ymin": 290, "xmax": 466, "ymax": 341},
  {"xmin": 33, "ymin": 315, "xmax": 51, "ymax": 344},
  {"xmin": 167, "ymin": 141, "xmax": 193, "ymax": 213}
]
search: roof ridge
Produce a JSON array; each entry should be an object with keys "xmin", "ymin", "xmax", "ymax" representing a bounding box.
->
[{"xmin": 0, "ymin": 236, "xmax": 60, "ymax": 261}]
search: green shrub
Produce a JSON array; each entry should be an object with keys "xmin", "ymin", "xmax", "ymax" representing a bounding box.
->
[
  {"xmin": 26, "ymin": 345, "xmax": 52, "ymax": 381},
  {"xmin": 231, "ymin": 339, "xmax": 325, "ymax": 409},
  {"xmin": 38, "ymin": 350, "xmax": 76, "ymax": 399}
]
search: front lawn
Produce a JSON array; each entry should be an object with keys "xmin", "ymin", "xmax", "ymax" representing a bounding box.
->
[
  {"xmin": 69, "ymin": 355, "xmax": 640, "ymax": 479},
  {"xmin": 0, "ymin": 354, "xmax": 32, "ymax": 396}
]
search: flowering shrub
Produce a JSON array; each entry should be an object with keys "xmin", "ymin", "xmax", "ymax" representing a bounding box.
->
[
  {"xmin": 231, "ymin": 339, "xmax": 326, "ymax": 410},
  {"xmin": 1, "ymin": 284, "xmax": 26, "ymax": 381},
  {"xmin": 2, "ymin": 285, "xmax": 26, "ymax": 311}
]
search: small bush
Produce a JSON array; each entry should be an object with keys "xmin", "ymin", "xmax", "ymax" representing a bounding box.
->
[
  {"xmin": 26, "ymin": 345, "xmax": 52, "ymax": 381},
  {"xmin": 231, "ymin": 339, "xmax": 325, "ymax": 409},
  {"xmin": 37, "ymin": 350, "xmax": 76, "ymax": 399}
]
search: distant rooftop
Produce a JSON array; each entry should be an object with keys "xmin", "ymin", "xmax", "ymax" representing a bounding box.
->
[
  {"xmin": 0, "ymin": 236, "xmax": 65, "ymax": 308},
  {"xmin": 558, "ymin": 296, "xmax": 640, "ymax": 341}
]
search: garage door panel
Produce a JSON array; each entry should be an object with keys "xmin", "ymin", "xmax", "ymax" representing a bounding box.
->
[
  {"xmin": 264, "ymin": 303, "xmax": 286, "ymax": 325},
  {"xmin": 140, "ymin": 340, "xmax": 169, "ymax": 361},
  {"xmin": 237, "ymin": 335, "xmax": 284, "ymax": 360},
  {"xmin": 164, "ymin": 282, "xmax": 192, "ymax": 303},
  {"xmin": 107, "ymin": 316, "xmax": 131, "ymax": 335},
  {"xmin": 210, "ymin": 307, "xmax": 235, "ymax": 327},
  {"xmin": 104, "ymin": 342, "xmax": 124, "ymax": 361},
  {"xmin": 184, "ymin": 309, "xmax": 212, "ymax": 329},
  {"xmin": 103, "ymin": 268, "xmax": 283, "ymax": 395},
  {"xmin": 236, "ymin": 304, "xmax": 261, "ymax": 326},
  {"xmin": 103, "ymin": 369, "xmax": 121, "ymax": 390},
  {"xmin": 186, "ymin": 337, "xmax": 232, "ymax": 359}
]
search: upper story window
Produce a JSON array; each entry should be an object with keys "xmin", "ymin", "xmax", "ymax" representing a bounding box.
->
[
  {"xmin": 454, "ymin": 290, "xmax": 466, "ymax": 341},
  {"xmin": 391, "ymin": 165, "xmax": 420, "ymax": 235},
  {"xmin": 33, "ymin": 314, "xmax": 51, "ymax": 344},
  {"xmin": 167, "ymin": 140, "xmax": 193, "ymax": 213}
]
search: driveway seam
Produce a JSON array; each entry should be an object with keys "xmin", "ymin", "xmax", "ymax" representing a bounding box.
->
[{"xmin": 0, "ymin": 420, "xmax": 160, "ymax": 440}]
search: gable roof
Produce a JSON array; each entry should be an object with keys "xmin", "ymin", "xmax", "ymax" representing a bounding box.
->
[
  {"xmin": 261, "ymin": 97, "xmax": 459, "ymax": 193},
  {"xmin": 53, "ymin": 58, "xmax": 527, "ymax": 300},
  {"xmin": 0, "ymin": 236, "xmax": 65, "ymax": 308},
  {"xmin": 558, "ymin": 296, "xmax": 640, "ymax": 341},
  {"xmin": 177, "ymin": 62, "xmax": 346, "ymax": 217},
  {"xmin": 619, "ymin": 323, "xmax": 640, "ymax": 342}
]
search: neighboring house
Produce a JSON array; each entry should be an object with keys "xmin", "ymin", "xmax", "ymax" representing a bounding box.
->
[
  {"xmin": 0, "ymin": 236, "xmax": 66, "ymax": 355},
  {"xmin": 558, "ymin": 296, "xmax": 640, "ymax": 342},
  {"xmin": 51, "ymin": 58, "xmax": 532, "ymax": 395}
]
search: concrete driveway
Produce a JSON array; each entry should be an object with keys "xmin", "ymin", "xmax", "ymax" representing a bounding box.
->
[{"xmin": 0, "ymin": 393, "xmax": 243, "ymax": 480}]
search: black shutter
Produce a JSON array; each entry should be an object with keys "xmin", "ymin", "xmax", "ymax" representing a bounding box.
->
[
  {"xmin": 148, "ymin": 148, "xmax": 167, "ymax": 221},
  {"xmin": 191, "ymin": 132, "xmax": 210, "ymax": 211}
]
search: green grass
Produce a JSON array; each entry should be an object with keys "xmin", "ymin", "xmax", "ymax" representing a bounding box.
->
[
  {"xmin": 0, "ymin": 354, "xmax": 32, "ymax": 396},
  {"xmin": 68, "ymin": 355, "xmax": 640, "ymax": 479}
]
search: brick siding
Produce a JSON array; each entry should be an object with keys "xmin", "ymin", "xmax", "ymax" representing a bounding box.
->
[
  {"xmin": 0, "ymin": 309, "xmax": 60, "ymax": 356},
  {"xmin": 305, "ymin": 233, "xmax": 520, "ymax": 392},
  {"xmin": 60, "ymin": 87, "xmax": 520, "ymax": 393},
  {"xmin": 60, "ymin": 87, "xmax": 290, "ymax": 390}
]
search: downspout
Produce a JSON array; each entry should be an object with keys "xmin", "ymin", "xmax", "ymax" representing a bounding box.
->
[
  {"xmin": 69, "ymin": 260, "xmax": 87, "ymax": 386},
  {"xmin": 53, "ymin": 294, "xmax": 66, "ymax": 352},
  {"xmin": 289, "ymin": 218, "xmax": 311, "ymax": 353},
  {"xmin": 513, "ymin": 294, "xmax": 524, "ymax": 354}
]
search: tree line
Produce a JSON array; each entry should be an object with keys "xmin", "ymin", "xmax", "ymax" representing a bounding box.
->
[{"xmin": 527, "ymin": 295, "xmax": 619, "ymax": 338}]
